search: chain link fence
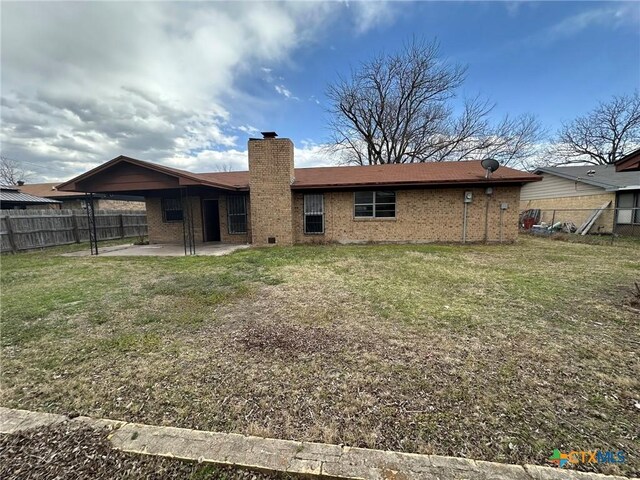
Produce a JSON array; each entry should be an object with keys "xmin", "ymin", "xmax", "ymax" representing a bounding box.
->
[{"xmin": 519, "ymin": 207, "xmax": 640, "ymax": 240}]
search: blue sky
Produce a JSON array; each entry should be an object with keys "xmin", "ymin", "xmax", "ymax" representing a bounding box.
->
[
  {"xmin": 241, "ymin": 1, "xmax": 639, "ymax": 146},
  {"xmin": 1, "ymin": 1, "xmax": 639, "ymax": 181}
]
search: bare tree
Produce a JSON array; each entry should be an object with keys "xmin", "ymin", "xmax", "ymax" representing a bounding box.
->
[
  {"xmin": 549, "ymin": 92, "xmax": 640, "ymax": 165},
  {"xmin": 213, "ymin": 162, "xmax": 237, "ymax": 172},
  {"xmin": 326, "ymin": 39, "xmax": 542, "ymax": 166},
  {"xmin": 0, "ymin": 156, "xmax": 31, "ymax": 185}
]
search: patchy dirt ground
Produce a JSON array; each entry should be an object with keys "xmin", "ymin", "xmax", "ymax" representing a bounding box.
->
[
  {"xmin": 1, "ymin": 236, "xmax": 639, "ymax": 476},
  {"xmin": 0, "ymin": 423, "xmax": 291, "ymax": 479}
]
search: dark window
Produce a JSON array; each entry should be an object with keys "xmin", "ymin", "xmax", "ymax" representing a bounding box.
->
[
  {"xmin": 227, "ymin": 195, "xmax": 247, "ymax": 234},
  {"xmin": 304, "ymin": 194, "xmax": 324, "ymax": 234},
  {"xmin": 162, "ymin": 198, "xmax": 183, "ymax": 222},
  {"xmin": 354, "ymin": 191, "xmax": 396, "ymax": 218}
]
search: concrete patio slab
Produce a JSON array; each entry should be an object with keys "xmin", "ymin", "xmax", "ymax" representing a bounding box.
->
[
  {"xmin": 62, "ymin": 243, "xmax": 250, "ymax": 257},
  {"xmin": 1, "ymin": 407, "xmax": 635, "ymax": 480}
]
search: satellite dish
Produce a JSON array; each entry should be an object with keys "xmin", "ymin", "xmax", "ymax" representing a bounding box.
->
[{"xmin": 481, "ymin": 158, "xmax": 500, "ymax": 178}]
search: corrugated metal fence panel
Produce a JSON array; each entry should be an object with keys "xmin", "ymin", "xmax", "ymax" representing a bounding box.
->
[{"xmin": 0, "ymin": 209, "xmax": 147, "ymax": 252}]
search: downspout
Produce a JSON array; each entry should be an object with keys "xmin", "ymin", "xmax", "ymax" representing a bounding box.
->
[
  {"xmin": 462, "ymin": 202, "xmax": 468, "ymax": 244},
  {"xmin": 484, "ymin": 188, "xmax": 493, "ymax": 243}
]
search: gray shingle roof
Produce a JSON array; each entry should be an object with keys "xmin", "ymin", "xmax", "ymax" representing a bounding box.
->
[
  {"xmin": 0, "ymin": 187, "xmax": 62, "ymax": 205},
  {"xmin": 534, "ymin": 165, "xmax": 640, "ymax": 191}
]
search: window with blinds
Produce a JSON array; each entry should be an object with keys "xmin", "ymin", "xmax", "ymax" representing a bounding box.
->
[
  {"xmin": 617, "ymin": 192, "xmax": 640, "ymax": 224},
  {"xmin": 227, "ymin": 195, "xmax": 248, "ymax": 234},
  {"xmin": 354, "ymin": 191, "xmax": 396, "ymax": 218},
  {"xmin": 304, "ymin": 194, "xmax": 324, "ymax": 234}
]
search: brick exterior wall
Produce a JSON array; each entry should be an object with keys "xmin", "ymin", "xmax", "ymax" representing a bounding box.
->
[
  {"xmin": 146, "ymin": 196, "xmax": 203, "ymax": 244},
  {"xmin": 219, "ymin": 194, "xmax": 251, "ymax": 244},
  {"xmin": 519, "ymin": 193, "xmax": 616, "ymax": 233},
  {"xmin": 146, "ymin": 194, "xmax": 251, "ymax": 244},
  {"xmin": 96, "ymin": 199, "xmax": 146, "ymax": 211},
  {"xmin": 248, "ymin": 138, "xmax": 295, "ymax": 246},
  {"xmin": 293, "ymin": 186, "xmax": 522, "ymax": 244},
  {"xmin": 142, "ymin": 138, "xmax": 527, "ymax": 246}
]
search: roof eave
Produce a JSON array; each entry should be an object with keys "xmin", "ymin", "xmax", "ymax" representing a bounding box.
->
[
  {"xmin": 534, "ymin": 168, "xmax": 613, "ymax": 190},
  {"xmin": 291, "ymin": 177, "xmax": 540, "ymax": 191}
]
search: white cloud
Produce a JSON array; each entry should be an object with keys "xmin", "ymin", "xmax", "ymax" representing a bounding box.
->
[
  {"xmin": 0, "ymin": 1, "xmax": 399, "ymax": 181},
  {"xmin": 237, "ymin": 125, "xmax": 261, "ymax": 136},
  {"xmin": 166, "ymin": 141, "xmax": 336, "ymax": 174},
  {"xmin": 346, "ymin": 1, "xmax": 397, "ymax": 35},
  {"xmin": 529, "ymin": 2, "xmax": 639, "ymax": 47},
  {"xmin": 0, "ymin": 2, "xmax": 343, "ymax": 181},
  {"xmin": 274, "ymin": 84, "xmax": 299, "ymax": 100}
]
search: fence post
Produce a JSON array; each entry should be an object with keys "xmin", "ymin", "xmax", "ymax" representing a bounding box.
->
[
  {"xmin": 4, "ymin": 215, "xmax": 18, "ymax": 253},
  {"xmin": 71, "ymin": 213, "xmax": 81, "ymax": 243}
]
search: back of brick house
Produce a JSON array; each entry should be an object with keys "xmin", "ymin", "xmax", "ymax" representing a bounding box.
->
[{"xmin": 57, "ymin": 133, "xmax": 541, "ymax": 246}]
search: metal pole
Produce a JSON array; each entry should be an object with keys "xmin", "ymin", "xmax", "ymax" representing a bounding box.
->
[
  {"xmin": 181, "ymin": 189, "xmax": 188, "ymax": 256},
  {"xmin": 462, "ymin": 202, "xmax": 468, "ymax": 243},
  {"xmin": 85, "ymin": 193, "xmax": 99, "ymax": 255},
  {"xmin": 611, "ymin": 207, "xmax": 618, "ymax": 244},
  {"xmin": 188, "ymin": 187, "xmax": 196, "ymax": 255},
  {"xmin": 484, "ymin": 195, "xmax": 490, "ymax": 243}
]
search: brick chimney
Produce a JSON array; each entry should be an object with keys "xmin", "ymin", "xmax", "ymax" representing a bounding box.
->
[{"xmin": 248, "ymin": 132, "xmax": 295, "ymax": 246}]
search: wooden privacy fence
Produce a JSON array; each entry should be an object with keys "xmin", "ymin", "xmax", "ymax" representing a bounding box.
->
[{"xmin": 0, "ymin": 209, "xmax": 147, "ymax": 253}]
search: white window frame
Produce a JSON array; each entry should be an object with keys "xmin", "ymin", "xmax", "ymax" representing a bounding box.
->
[
  {"xmin": 353, "ymin": 191, "xmax": 396, "ymax": 218},
  {"xmin": 304, "ymin": 193, "xmax": 324, "ymax": 235},
  {"xmin": 617, "ymin": 192, "xmax": 640, "ymax": 225}
]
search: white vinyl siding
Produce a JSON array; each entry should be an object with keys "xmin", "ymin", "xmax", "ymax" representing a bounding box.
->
[{"xmin": 520, "ymin": 174, "xmax": 606, "ymax": 201}]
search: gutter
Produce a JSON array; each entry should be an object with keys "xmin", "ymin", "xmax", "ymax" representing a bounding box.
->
[{"xmin": 290, "ymin": 177, "xmax": 541, "ymax": 191}]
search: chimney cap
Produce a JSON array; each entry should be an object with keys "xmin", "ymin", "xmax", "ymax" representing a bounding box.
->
[{"xmin": 261, "ymin": 131, "xmax": 278, "ymax": 139}]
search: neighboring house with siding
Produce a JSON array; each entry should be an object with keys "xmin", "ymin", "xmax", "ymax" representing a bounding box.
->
[
  {"xmin": 57, "ymin": 133, "xmax": 541, "ymax": 247},
  {"xmin": 520, "ymin": 165, "xmax": 640, "ymax": 235},
  {"xmin": 16, "ymin": 183, "xmax": 146, "ymax": 210}
]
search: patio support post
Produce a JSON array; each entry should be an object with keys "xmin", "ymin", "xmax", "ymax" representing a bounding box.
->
[
  {"xmin": 85, "ymin": 193, "xmax": 99, "ymax": 255},
  {"xmin": 180, "ymin": 187, "xmax": 196, "ymax": 256}
]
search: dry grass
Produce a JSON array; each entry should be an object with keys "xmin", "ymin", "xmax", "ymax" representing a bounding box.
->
[{"xmin": 1, "ymin": 236, "xmax": 639, "ymax": 476}]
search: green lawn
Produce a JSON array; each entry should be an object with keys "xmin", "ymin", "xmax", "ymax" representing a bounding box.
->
[{"xmin": 1, "ymin": 236, "xmax": 639, "ymax": 476}]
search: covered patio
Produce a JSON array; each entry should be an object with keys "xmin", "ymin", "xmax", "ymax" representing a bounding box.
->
[{"xmin": 56, "ymin": 156, "xmax": 251, "ymax": 256}]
